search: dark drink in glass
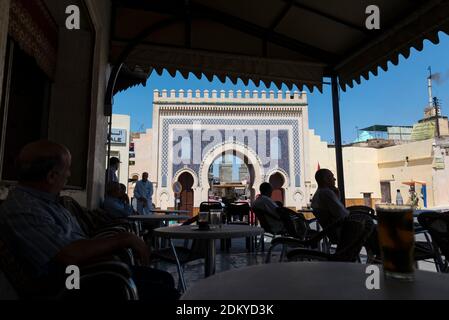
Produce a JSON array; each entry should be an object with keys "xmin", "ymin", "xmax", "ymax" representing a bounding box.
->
[
  {"xmin": 198, "ymin": 212, "xmax": 210, "ymax": 231},
  {"xmin": 376, "ymin": 204, "xmax": 415, "ymax": 281}
]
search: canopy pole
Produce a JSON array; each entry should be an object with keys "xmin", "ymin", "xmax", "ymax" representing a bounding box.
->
[{"xmin": 331, "ymin": 75, "xmax": 346, "ymax": 205}]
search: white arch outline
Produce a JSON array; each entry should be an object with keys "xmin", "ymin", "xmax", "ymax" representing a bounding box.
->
[
  {"xmin": 265, "ymin": 167, "xmax": 290, "ymax": 189},
  {"xmin": 173, "ymin": 167, "xmax": 199, "ymax": 189},
  {"xmin": 199, "ymin": 141, "xmax": 264, "ymax": 190}
]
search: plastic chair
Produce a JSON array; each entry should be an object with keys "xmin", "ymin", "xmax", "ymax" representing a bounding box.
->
[
  {"xmin": 252, "ymin": 207, "xmax": 287, "ymax": 254},
  {"xmin": 226, "ymin": 202, "xmax": 251, "ymax": 224},
  {"xmin": 347, "ymin": 205, "xmax": 377, "ymax": 220},
  {"xmin": 199, "ymin": 201, "xmax": 224, "ymax": 213},
  {"xmin": 311, "ymin": 208, "xmax": 341, "ymax": 253},
  {"xmin": 266, "ymin": 209, "xmax": 345, "ymax": 263},
  {"xmin": 60, "ymin": 196, "xmax": 131, "ymax": 237},
  {"xmin": 223, "ymin": 202, "xmax": 254, "ymax": 252},
  {"xmin": 0, "ymin": 237, "xmax": 138, "ymax": 300},
  {"xmin": 287, "ymin": 213, "xmax": 375, "ymax": 262},
  {"xmin": 150, "ymin": 216, "xmax": 206, "ymax": 292},
  {"xmin": 417, "ymin": 212, "xmax": 449, "ymax": 272}
]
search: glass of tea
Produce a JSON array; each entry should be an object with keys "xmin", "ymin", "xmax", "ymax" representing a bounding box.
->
[{"xmin": 376, "ymin": 204, "xmax": 415, "ymax": 281}]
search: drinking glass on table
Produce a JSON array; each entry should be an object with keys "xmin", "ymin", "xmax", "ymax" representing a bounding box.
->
[
  {"xmin": 210, "ymin": 209, "xmax": 223, "ymax": 228},
  {"xmin": 376, "ymin": 204, "xmax": 415, "ymax": 281},
  {"xmin": 198, "ymin": 212, "xmax": 210, "ymax": 230}
]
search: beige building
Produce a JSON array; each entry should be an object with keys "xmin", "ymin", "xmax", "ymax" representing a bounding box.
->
[
  {"xmin": 131, "ymin": 90, "xmax": 449, "ymax": 212},
  {"xmin": 109, "ymin": 114, "xmax": 131, "ymax": 188},
  {"xmin": 128, "ymin": 129, "xmax": 156, "ymax": 201},
  {"xmin": 308, "ymin": 133, "xmax": 449, "ymax": 209}
]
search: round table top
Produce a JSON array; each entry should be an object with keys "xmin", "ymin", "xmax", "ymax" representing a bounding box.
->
[
  {"xmin": 150, "ymin": 209, "xmax": 191, "ymax": 214},
  {"xmin": 181, "ymin": 262, "xmax": 449, "ymax": 300},
  {"xmin": 153, "ymin": 224, "xmax": 264, "ymax": 240},
  {"xmin": 413, "ymin": 209, "xmax": 441, "ymax": 217},
  {"xmin": 127, "ymin": 215, "xmax": 190, "ymax": 222},
  {"xmin": 297, "ymin": 208, "xmax": 314, "ymax": 213}
]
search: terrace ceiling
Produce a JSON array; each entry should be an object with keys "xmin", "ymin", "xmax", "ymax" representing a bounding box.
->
[{"xmin": 110, "ymin": 0, "xmax": 449, "ymax": 93}]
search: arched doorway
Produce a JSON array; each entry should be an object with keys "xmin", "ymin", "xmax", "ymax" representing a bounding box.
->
[
  {"xmin": 199, "ymin": 141, "xmax": 264, "ymax": 204},
  {"xmin": 270, "ymin": 173, "xmax": 285, "ymax": 205},
  {"xmin": 208, "ymin": 153, "xmax": 252, "ymax": 203},
  {"xmin": 178, "ymin": 172, "xmax": 194, "ymax": 214}
]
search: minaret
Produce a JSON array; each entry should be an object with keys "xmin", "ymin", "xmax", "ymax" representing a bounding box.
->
[
  {"xmin": 428, "ymin": 67, "xmax": 440, "ymax": 137},
  {"xmin": 428, "ymin": 66, "xmax": 433, "ymax": 109}
]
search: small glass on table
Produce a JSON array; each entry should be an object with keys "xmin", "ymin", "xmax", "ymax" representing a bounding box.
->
[
  {"xmin": 210, "ymin": 209, "xmax": 223, "ymax": 229},
  {"xmin": 376, "ymin": 204, "xmax": 415, "ymax": 281},
  {"xmin": 198, "ymin": 212, "xmax": 210, "ymax": 231}
]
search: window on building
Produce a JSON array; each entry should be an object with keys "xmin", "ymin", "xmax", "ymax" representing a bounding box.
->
[
  {"xmin": 270, "ymin": 137, "xmax": 281, "ymax": 160},
  {"xmin": 181, "ymin": 136, "xmax": 191, "ymax": 161},
  {"xmin": 0, "ymin": 40, "xmax": 51, "ymax": 182}
]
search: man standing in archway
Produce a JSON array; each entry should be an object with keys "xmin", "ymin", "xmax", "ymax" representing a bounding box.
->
[{"xmin": 134, "ymin": 172, "xmax": 153, "ymax": 215}]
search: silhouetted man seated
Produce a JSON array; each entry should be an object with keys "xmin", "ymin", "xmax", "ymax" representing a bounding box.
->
[
  {"xmin": 252, "ymin": 183, "xmax": 286, "ymax": 234},
  {"xmin": 0, "ymin": 140, "xmax": 178, "ymax": 300},
  {"xmin": 311, "ymin": 169, "xmax": 379, "ymax": 255},
  {"xmin": 311, "ymin": 169, "xmax": 349, "ymax": 232},
  {"xmin": 103, "ymin": 182, "xmax": 135, "ymax": 219}
]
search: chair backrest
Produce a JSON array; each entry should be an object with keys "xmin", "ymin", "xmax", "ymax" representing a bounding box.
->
[
  {"xmin": 252, "ymin": 207, "xmax": 280, "ymax": 235},
  {"xmin": 60, "ymin": 196, "xmax": 97, "ymax": 235},
  {"xmin": 333, "ymin": 213, "xmax": 375, "ymax": 262},
  {"xmin": 347, "ymin": 206, "xmax": 377, "ymax": 220},
  {"xmin": 60, "ymin": 196, "xmax": 119, "ymax": 235},
  {"xmin": 276, "ymin": 207, "xmax": 311, "ymax": 240},
  {"xmin": 418, "ymin": 212, "xmax": 449, "ymax": 259},
  {"xmin": 199, "ymin": 202, "xmax": 223, "ymax": 212},
  {"xmin": 226, "ymin": 202, "xmax": 250, "ymax": 223},
  {"xmin": 312, "ymin": 208, "xmax": 340, "ymax": 244}
]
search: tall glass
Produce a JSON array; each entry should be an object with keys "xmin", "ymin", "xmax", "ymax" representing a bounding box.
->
[
  {"xmin": 376, "ymin": 204, "xmax": 415, "ymax": 281},
  {"xmin": 209, "ymin": 209, "xmax": 223, "ymax": 228},
  {"xmin": 198, "ymin": 212, "xmax": 210, "ymax": 230}
]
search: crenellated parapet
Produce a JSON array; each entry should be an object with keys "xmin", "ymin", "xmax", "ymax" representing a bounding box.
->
[{"xmin": 153, "ymin": 89, "xmax": 307, "ymax": 104}]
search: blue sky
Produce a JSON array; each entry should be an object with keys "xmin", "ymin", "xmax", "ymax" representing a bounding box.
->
[{"xmin": 114, "ymin": 32, "xmax": 449, "ymax": 144}]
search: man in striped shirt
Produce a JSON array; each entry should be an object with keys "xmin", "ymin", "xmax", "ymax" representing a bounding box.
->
[{"xmin": 0, "ymin": 140, "xmax": 177, "ymax": 299}]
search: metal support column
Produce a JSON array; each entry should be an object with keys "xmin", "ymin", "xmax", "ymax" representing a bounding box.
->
[{"xmin": 331, "ymin": 75, "xmax": 346, "ymax": 205}]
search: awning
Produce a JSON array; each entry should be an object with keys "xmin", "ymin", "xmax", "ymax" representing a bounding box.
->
[
  {"xmin": 110, "ymin": 0, "xmax": 449, "ymax": 93},
  {"xmin": 114, "ymin": 65, "xmax": 152, "ymax": 94},
  {"xmin": 403, "ymin": 181, "xmax": 427, "ymax": 186}
]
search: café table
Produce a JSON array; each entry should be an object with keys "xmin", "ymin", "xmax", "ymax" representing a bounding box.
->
[
  {"xmin": 181, "ymin": 261, "xmax": 449, "ymax": 300},
  {"xmin": 153, "ymin": 224, "xmax": 264, "ymax": 277}
]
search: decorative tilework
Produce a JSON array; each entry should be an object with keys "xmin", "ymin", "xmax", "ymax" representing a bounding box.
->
[
  {"xmin": 161, "ymin": 118, "xmax": 302, "ymax": 187},
  {"xmin": 172, "ymin": 129, "xmax": 290, "ymax": 177}
]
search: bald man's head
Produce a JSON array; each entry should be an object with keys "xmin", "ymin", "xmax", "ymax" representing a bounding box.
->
[
  {"xmin": 315, "ymin": 169, "xmax": 336, "ymax": 188},
  {"xmin": 17, "ymin": 140, "xmax": 71, "ymax": 185}
]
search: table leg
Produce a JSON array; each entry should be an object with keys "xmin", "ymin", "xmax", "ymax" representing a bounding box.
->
[
  {"xmin": 169, "ymin": 239, "xmax": 187, "ymax": 292},
  {"xmin": 204, "ymin": 239, "xmax": 216, "ymax": 277},
  {"xmin": 160, "ymin": 221, "xmax": 167, "ymax": 248},
  {"xmin": 135, "ymin": 221, "xmax": 143, "ymax": 239}
]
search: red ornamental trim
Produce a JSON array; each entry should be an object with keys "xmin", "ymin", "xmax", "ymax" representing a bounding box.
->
[{"xmin": 8, "ymin": 0, "xmax": 58, "ymax": 79}]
